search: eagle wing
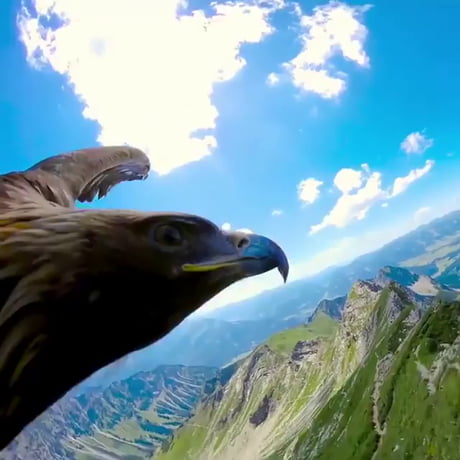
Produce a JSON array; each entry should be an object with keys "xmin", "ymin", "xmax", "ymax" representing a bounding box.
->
[{"xmin": 0, "ymin": 146, "xmax": 150, "ymax": 210}]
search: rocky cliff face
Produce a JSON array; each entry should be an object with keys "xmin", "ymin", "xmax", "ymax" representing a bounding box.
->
[{"xmin": 158, "ymin": 272, "xmax": 460, "ymax": 460}]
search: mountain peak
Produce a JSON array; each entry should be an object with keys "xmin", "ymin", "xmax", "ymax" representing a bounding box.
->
[{"xmin": 157, "ymin": 275, "xmax": 432, "ymax": 459}]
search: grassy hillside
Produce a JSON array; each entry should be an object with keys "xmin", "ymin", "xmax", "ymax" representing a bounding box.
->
[
  {"xmin": 271, "ymin": 301, "xmax": 460, "ymax": 460},
  {"xmin": 266, "ymin": 312, "xmax": 338, "ymax": 355}
]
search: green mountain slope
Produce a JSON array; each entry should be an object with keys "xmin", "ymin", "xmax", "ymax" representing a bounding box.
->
[
  {"xmin": 277, "ymin": 301, "xmax": 460, "ymax": 460},
  {"xmin": 158, "ymin": 276, "xmax": 460, "ymax": 460},
  {"xmin": 266, "ymin": 312, "xmax": 337, "ymax": 355}
]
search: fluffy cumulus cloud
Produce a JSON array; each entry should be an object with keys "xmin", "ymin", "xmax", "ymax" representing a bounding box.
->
[
  {"xmin": 310, "ymin": 160, "xmax": 435, "ymax": 234},
  {"xmin": 310, "ymin": 167, "xmax": 385, "ymax": 234},
  {"xmin": 269, "ymin": 1, "xmax": 371, "ymax": 98},
  {"xmin": 297, "ymin": 177, "xmax": 323, "ymax": 204},
  {"xmin": 271, "ymin": 208, "xmax": 283, "ymax": 216},
  {"xmin": 400, "ymin": 131, "xmax": 434, "ymax": 154},
  {"xmin": 333, "ymin": 167, "xmax": 363, "ymax": 193},
  {"xmin": 18, "ymin": 0, "xmax": 283, "ymax": 175},
  {"xmin": 267, "ymin": 72, "xmax": 280, "ymax": 86}
]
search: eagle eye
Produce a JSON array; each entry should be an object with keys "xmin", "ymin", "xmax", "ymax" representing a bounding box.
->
[{"xmin": 153, "ymin": 224, "xmax": 183, "ymax": 247}]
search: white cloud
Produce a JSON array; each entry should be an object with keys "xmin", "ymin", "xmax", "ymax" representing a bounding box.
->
[
  {"xmin": 269, "ymin": 1, "xmax": 371, "ymax": 98},
  {"xmin": 381, "ymin": 202, "xmax": 388, "ymax": 208},
  {"xmin": 267, "ymin": 72, "xmax": 280, "ymax": 86},
  {"xmin": 297, "ymin": 177, "xmax": 323, "ymax": 204},
  {"xmin": 286, "ymin": 68, "xmax": 345, "ymax": 98},
  {"xmin": 310, "ymin": 160, "xmax": 435, "ymax": 234},
  {"xmin": 391, "ymin": 159, "xmax": 434, "ymax": 197},
  {"xmin": 221, "ymin": 222, "xmax": 232, "ymax": 231},
  {"xmin": 271, "ymin": 209, "xmax": 283, "ymax": 216},
  {"xmin": 18, "ymin": 0, "xmax": 282, "ymax": 175},
  {"xmin": 400, "ymin": 131, "xmax": 434, "ymax": 154},
  {"xmin": 238, "ymin": 228, "xmax": 254, "ymax": 234},
  {"xmin": 221, "ymin": 222, "xmax": 253, "ymax": 233},
  {"xmin": 333, "ymin": 167, "xmax": 363, "ymax": 193},
  {"xmin": 311, "ymin": 171, "xmax": 386, "ymax": 234}
]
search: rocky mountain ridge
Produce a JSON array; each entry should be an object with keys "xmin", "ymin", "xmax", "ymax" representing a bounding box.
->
[
  {"xmin": 157, "ymin": 271, "xmax": 459, "ymax": 459},
  {"xmin": 307, "ymin": 295, "xmax": 346, "ymax": 322}
]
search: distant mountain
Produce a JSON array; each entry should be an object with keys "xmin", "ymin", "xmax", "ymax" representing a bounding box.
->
[
  {"xmin": 158, "ymin": 274, "xmax": 460, "ymax": 459},
  {"xmin": 4, "ymin": 366, "xmax": 217, "ymax": 459},
  {"xmin": 206, "ymin": 209, "xmax": 460, "ymax": 323},
  {"xmin": 203, "ymin": 279, "xmax": 325, "ymax": 322},
  {"xmin": 82, "ymin": 315, "xmax": 304, "ymax": 388},
  {"xmin": 376, "ymin": 265, "xmax": 456, "ymax": 297},
  {"xmin": 276, "ymin": 263, "xmax": 452, "ymax": 328},
  {"xmin": 308, "ymin": 295, "xmax": 346, "ymax": 322},
  {"xmin": 319, "ymin": 209, "xmax": 460, "ymax": 292}
]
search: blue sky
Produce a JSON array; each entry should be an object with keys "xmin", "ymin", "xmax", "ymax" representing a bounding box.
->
[{"xmin": 1, "ymin": 0, "xmax": 459, "ymax": 310}]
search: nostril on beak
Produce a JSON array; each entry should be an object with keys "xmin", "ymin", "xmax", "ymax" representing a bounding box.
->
[
  {"xmin": 237, "ymin": 236, "xmax": 250, "ymax": 249},
  {"xmin": 227, "ymin": 232, "xmax": 251, "ymax": 251}
]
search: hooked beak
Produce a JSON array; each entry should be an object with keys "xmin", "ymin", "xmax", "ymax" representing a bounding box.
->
[{"xmin": 182, "ymin": 232, "xmax": 289, "ymax": 283}]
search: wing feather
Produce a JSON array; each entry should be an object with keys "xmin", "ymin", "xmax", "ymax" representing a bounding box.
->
[
  {"xmin": 0, "ymin": 146, "xmax": 150, "ymax": 210},
  {"xmin": 26, "ymin": 145, "xmax": 150, "ymax": 207}
]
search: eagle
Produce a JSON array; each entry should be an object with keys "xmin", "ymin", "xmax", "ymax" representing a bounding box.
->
[{"xmin": 0, "ymin": 145, "xmax": 288, "ymax": 449}]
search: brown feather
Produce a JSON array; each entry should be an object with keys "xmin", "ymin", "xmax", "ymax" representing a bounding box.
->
[{"xmin": 0, "ymin": 145, "xmax": 150, "ymax": 210}]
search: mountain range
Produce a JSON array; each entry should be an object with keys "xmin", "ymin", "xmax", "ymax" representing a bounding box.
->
[{"xmin": 4, "ymin": 366, "xmax": 218, "ymax": 459}]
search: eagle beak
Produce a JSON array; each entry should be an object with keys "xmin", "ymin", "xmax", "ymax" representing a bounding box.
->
[{"xmin": 182, "ymin": 232, "xmax": 289, "ymax": 283}]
